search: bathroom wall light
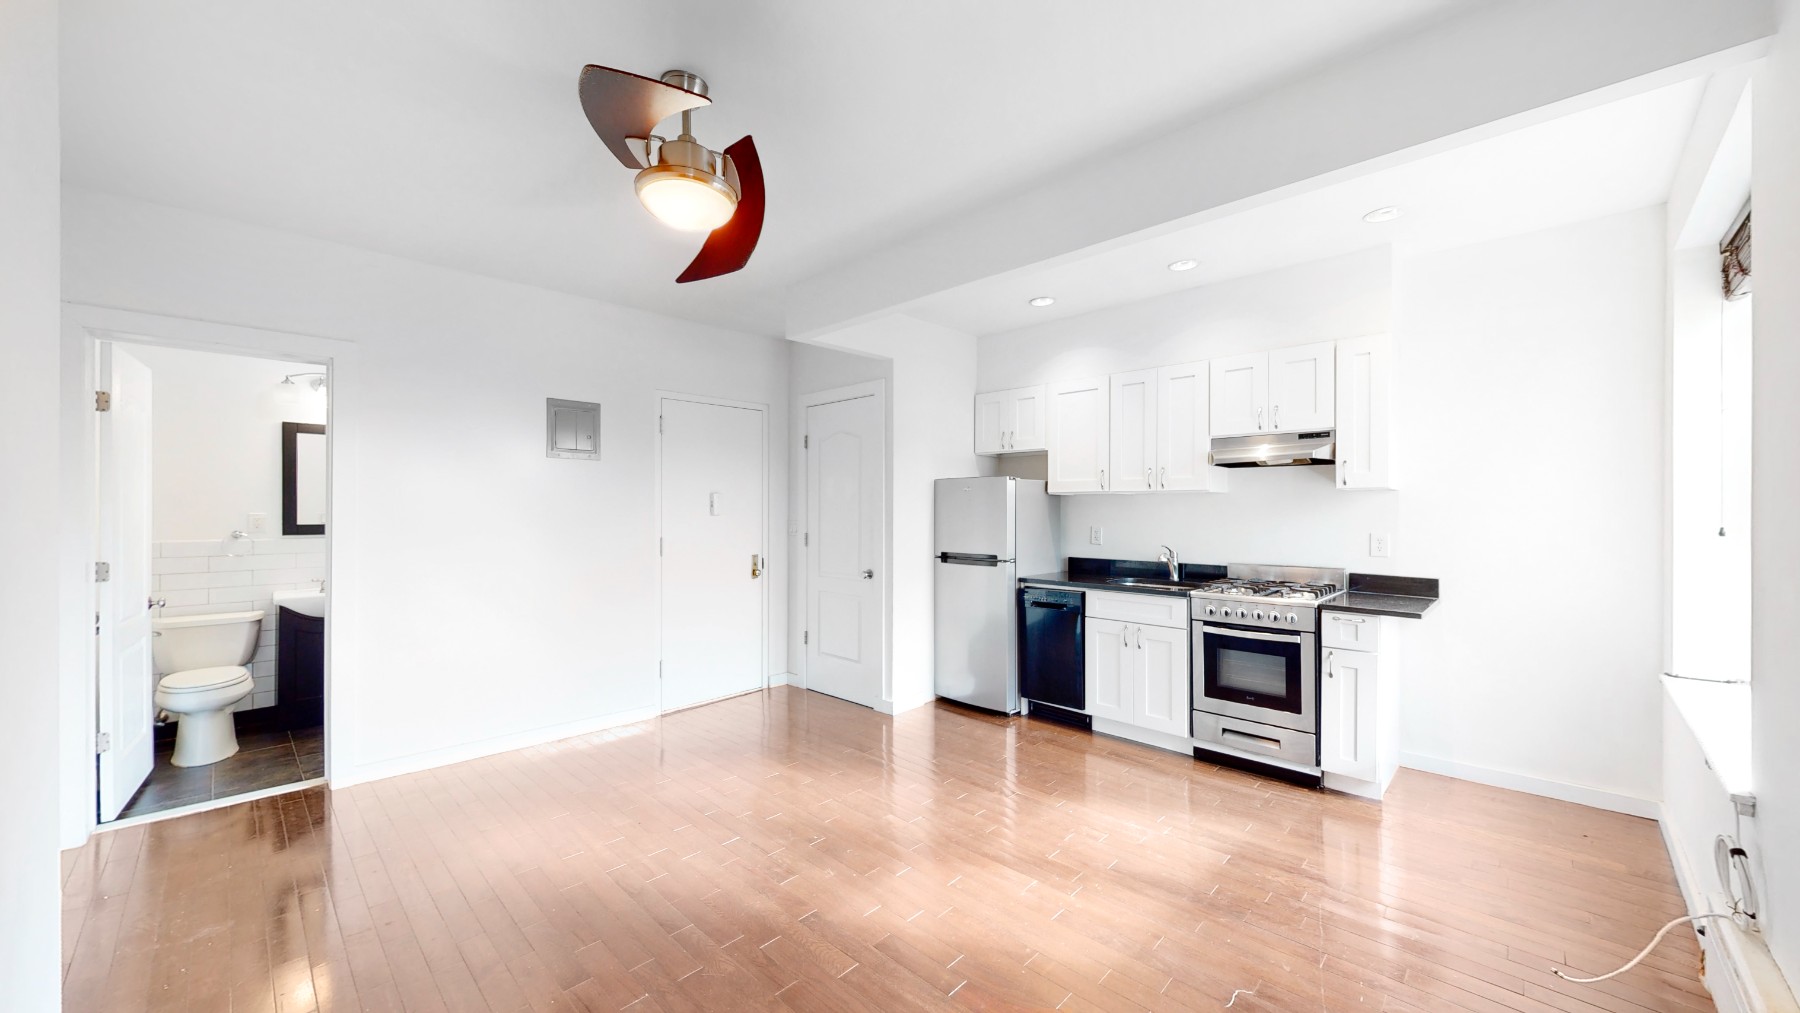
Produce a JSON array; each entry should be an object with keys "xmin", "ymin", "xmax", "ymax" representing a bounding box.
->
[{"xmin": 282, "ymin": 372, "xmax": 328, "ymax": 391}]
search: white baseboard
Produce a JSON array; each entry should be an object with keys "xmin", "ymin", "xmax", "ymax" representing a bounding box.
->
[
  {"xmin": 768, "ymin": 671, "xmax": 794, "ymax": 687},
  {"xmin": 1400, "ymin": 751, "xmax": 1659, "ymax": 818},
  {"xmin": 332, "ymin": 705, "xmax": 660, "ymax": 789}
]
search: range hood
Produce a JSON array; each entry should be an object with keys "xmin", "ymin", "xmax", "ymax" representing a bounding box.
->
[{"xmin": 1210, "ymin": 430, "xmax": 1336, "ymax": 468}]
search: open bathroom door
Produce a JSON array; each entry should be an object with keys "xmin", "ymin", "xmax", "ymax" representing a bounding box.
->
[{"xmin": 96, "ymin": 343, "xmax": 156, "ymax": 821}]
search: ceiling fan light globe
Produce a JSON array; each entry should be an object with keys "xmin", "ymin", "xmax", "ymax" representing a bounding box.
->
[{"xmin": 635, "ymin": 166, "xmax": 738, "ymax": 232}]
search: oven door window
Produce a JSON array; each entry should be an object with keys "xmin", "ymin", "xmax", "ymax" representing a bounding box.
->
[{"xmin": 1203, "ymin": 630, "xmax": 1303, "ymax": 714}]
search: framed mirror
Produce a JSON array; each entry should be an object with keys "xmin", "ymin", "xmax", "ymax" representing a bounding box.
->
[{"xmin": 282, "ymin": 422, "xmax": 327, "ymax": 535}]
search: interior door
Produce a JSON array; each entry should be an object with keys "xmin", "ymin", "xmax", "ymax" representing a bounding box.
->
[
  {"xmin": 660, "ymin": 397, "xmax": 766, "ymax": 712},
  {"xmin": 1046, "ymin": 377, "xmax": 1109, "ymax": 493},
  {"xmin": 1108, "ymin": 369, "xmax": 1158, "ymax": 493},
  {"xmin": 805, "ymin": 393, "xmax": 884, "ymax": 708},
  {"xmin": 1157, "ymin": 361, "xmax": 1221, "ymax": 492},
  {"xmin": 1209, "ymin": 352, "xmax": 1268, "ymax": 437},
  {"xmin": 97, "ymin": 343, "xmax": 156, "ymax": 821},
  {"xmin": 1268, "ymin": 341, "xmax": 1336, "ymax": 432}
]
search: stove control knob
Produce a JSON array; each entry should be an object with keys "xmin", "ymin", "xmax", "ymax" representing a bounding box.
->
[
  {"xmin": 1288, "ymin": 613, "xmax": 1300, "ymax": 625},
  {"xmin": 1251, "ymin": 610, "xmax": 1265, "ymax": 621},
  {"xmin": 1235, "ymin": 608, "xmax": 1249, "ymax": 620}
]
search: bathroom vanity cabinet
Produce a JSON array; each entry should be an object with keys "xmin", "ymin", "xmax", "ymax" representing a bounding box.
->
[{"xmin": 277, "ymin": 605, "xmax": 325, "ymax": 730}]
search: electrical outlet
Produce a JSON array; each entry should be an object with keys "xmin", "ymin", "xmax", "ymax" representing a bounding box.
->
[
  {"xmin": 247, "ymin": 512, "xmax": 268, "ymax": 534},
  {"xmin": 1369, "ymin": 533, "xmax": 1390, "ymax": 557},
  {"xmin": 1089, "ymin": 525, "xmax": 1104, "ymax": 546}
]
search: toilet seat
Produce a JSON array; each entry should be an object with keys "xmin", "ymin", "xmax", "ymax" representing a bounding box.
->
[{"xmin": 158, "ymin": 665, "xmax": 252, "ymax": 694}]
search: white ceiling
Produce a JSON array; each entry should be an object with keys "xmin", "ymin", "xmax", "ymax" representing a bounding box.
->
[
  {"xmin": 60, "ymin": 0, "xmax": 1479, "ymax": 335},
  {"xmin": 906, "ymin": 76, "xmax": 1707, "ymax": 336}
]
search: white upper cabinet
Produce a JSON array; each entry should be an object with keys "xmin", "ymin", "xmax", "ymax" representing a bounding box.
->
[
  {"xmin": 1156, "ymin": 361, "xmax": 1225, "ymax": 492},
  {"xmin": 1267, "ymin": 341, "xmax": 1336, "ymax": 433},
  {"xmin": 1334, "ymin": 334, "xmax": 1393, "ymax": 490},
  {"xmin": 1209, "ymin": 352, "xmax": 1269, "ymax": 437},
  {"xmin": 1108, "ymin": 368, "xmax": 1159, "ymax": 493},
  {"xmin": 974, "ymin": 391, "xmax": 1006, "ymax": 455},
  {"xmin": 1045, "ymin": 377, "xmax": 1110, "ymax": 493},
  {"xmin": 973, "ymin": 384, "xmax": 1047, "ymax": 455}
]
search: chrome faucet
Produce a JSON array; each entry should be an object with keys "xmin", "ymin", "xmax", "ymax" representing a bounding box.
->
[{"xmin": 1157, "ymin": 545, "xmax": 1179, "ymax": 582}]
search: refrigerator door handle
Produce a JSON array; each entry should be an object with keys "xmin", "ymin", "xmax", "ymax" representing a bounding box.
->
[{"xmin": 938, "ymin": 552, "xmax": 1006, "ymax": 566}]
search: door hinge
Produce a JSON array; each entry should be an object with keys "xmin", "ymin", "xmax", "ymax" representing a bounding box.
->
[
  {"xmin": 803, "ymin": 434, "xmax": 809, "ymax": 449},
  {"xmin": 803, "ymin": 631, "xmax": 809, "ymax": 645},
  {"xmin": 658, "ymin": 537, "xmax": 663, "ymax": 557},
  {"xmin": 96, "ymin": 732, "xmax": 111, "ymax": 754},
  {"xmin": 94, "ymin": 390, "xmax": 112, "ymax": 412},
  {"xmin": 803, "ymin": 532, "xmax": 809, "ymax": 547},
  {"xmin": 94, "ymin": 561, "xmax": 111, "ymax": 582},
  {"xmin": 658, "ymin": 415, "xmax": 663, "ymax": 435}
]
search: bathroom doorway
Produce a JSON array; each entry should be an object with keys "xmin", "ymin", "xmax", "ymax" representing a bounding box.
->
[{"xmin": 93, "ymin": 340, "xmax": 331, "ymax": 823}]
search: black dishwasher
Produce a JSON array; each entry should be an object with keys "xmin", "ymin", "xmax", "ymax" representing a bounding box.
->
[{"xmin": 1018, "ymin": 587, "xmax": 1088, "ymax": 728}]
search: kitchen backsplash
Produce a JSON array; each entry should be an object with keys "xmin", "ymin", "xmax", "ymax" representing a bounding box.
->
[{"xmin": 151, "ymin": 535, "xmax": 325, "ymax": 711}]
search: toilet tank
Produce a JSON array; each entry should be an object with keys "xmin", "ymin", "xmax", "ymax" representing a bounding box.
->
[{"xmin": 150, "ymin": 610, "xmax": 266, "ymax": 673}]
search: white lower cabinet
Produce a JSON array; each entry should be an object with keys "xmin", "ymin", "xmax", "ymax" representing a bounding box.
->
[
  {"xmin": 1318, "ymin": 615, "xmax": 1401, "ymax": 798},
  {"xmin": 1085, "ymin": 618, "xmax": 1131, "ymax": 722},
  {"xmin": 1320, "ymin": 647, "xmax": 1378, "ymax": 781},
  {"xmin": 1083, "ymin": 614, "xmax": 1190, "ymax": 738}
]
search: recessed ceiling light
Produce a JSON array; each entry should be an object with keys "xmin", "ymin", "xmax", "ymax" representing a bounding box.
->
[
  {"xmin": 1028, "ymin": 296, "xmax": 1056, "ymax": 307},
  {"xmin": 1167, "ymin": 259, "xmax": 1198, "ymax": 272},
  {"xmin": 1362, "ymin": 206, "xmax": 1403, "ymax": 223}
]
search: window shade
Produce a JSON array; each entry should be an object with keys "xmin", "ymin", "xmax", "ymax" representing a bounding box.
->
[{"xmin": 1722, "ymin": 204, "xmax": 1751, "ymax": 300}]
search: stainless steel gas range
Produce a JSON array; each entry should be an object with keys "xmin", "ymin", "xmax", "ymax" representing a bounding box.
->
[{"xmin": 1188, "ymin": 564, "xmax": 1346, "ymax": 780}]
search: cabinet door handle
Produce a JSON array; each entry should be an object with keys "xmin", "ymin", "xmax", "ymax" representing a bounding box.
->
[
  {"xmin": 1099, "ymin": 468, "xmax": 1106, "ymax": 490},
  {"xmin": 1273, "ymin": 405, "xmax": 1280, "ymax": 429},
  {"xmin": 1332, "ymin": 615, "xmax": 1366, "ymax": 624},
  {"xmin": 1136, "ymin": 626, "xmax": 1143, "ymax": 649},
  {"xmin": 1257, "ymin": 407, "xmax": 1264, "ymax": 431},
  {"xmin": 1326, "ymin": 650, "xmax": 1335, "ymax": 678},
  {"xmin": 1146, "ymin": 467, "xmax": 1152, "ymax": 488},
  {"xmin": 1160, "ymin": 466, "xmax": 1166, "ymax": 489}
]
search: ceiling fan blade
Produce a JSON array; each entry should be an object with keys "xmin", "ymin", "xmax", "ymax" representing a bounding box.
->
[
  {"xmin": 677, "ymin": 135, "xmax": 764, "ymax": 283},
  {"xmin": 578, "ymin": 64, "xmax": 710, "ymax": 170}
]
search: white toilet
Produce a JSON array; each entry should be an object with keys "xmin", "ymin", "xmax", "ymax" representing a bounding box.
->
[{"xmin": 151, "ymin": 610, "xmax": 265, "ymax": 767}]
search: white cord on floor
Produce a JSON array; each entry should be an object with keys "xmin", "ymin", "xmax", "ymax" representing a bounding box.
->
[{"xmin": 1553, "ymin": 913, "xmax": 1736, "ymax": 983}]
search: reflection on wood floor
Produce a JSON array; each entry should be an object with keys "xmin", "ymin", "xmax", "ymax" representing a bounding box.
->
[{"xmin": 61, "ymin": 686, "xmax": 1708, "ymax": 1012}]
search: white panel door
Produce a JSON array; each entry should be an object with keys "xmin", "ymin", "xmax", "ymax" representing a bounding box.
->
[
  {"xmin": 973, "ymin": 391, "xmax": 1006, "ymax": 455},
  {"xmin": 1045, "ymin": 377, "xmax": 1109, "ymax": 493},
  {"xmin": 97, "ymin": 344, "xmax": 156, "ymax": 822},
  {"xmin": 1085, "ymin": 618, "xmax": 1130, "ymax": 721},
  {"xmin": 806, "ymin": 394, "xmax": 885, "ymax": 708},
  {"xmin": 1335, "ymin": 334, "xmax": 1393, "ymax": 490},
  {"xmin": 1321, "ymin": 647, "xmax": 1379, "ymax": 780},
  {"xmin": 661, "ymin": 397, "xmax": 767, "ymax": 712},
  {"xmin": 1108, "ymin": 368, "xmax": 1158, "ymax": 493},
  {"xmin": 1209, "ymin": 352, "xmax": 1268, "ymax": 437},
  {"xmin": 1131, "ymin": 623, "xmax": 1190, "ymax": 737},
  {"xmin": 1007, "ymin": 385, "xmax": 1046, "ymax": 452},
  {"xmin": 1268, "ymin": 341, "xmax": 1336, "ymax": 432},
  {"xmin": 1156, "ymin": 361, "xmax": 1223, "ymax": 492}
]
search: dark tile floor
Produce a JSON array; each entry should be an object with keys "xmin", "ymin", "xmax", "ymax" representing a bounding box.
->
[{"xmin": 116, "ymin": 722, "xmax": 322, "ymax": 820}]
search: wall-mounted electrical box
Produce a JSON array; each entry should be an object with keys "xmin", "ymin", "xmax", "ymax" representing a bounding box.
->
[{"xmin": 546, "ymin": 398, "xmax": 601, "ymax": 460}]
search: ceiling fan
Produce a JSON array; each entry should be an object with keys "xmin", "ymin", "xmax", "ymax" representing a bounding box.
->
[{"xmin": 578, "ymin": 65, "xmax": 763, "ymax": 283}]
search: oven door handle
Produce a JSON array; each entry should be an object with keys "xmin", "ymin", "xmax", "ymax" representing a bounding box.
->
[{"xmin": 1199, "ymin": 624, "xmax": 1304, "ymax": 644}]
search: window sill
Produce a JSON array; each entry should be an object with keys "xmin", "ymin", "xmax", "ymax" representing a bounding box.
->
[{"xmin": 1662, "ymin": 675, "xmax": 1752, "ymax": 796}]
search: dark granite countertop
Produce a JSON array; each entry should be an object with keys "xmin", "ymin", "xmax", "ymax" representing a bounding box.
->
[
  {"xmin": 1019, "ymin": 556, "xmax": 1224, "ymax": 598},
  {"xmin": 1324, "ymin": 574, "xmax": 1439, "ymax": 618},
  {"xmin": 1323, "ymin": 591, "xmax": 1437, "ymax": 619}
]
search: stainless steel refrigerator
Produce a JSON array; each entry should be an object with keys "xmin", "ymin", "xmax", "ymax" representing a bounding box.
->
[{"xmin": 934, "ymin": 477, "xmax": 1059, "ymax": 713}]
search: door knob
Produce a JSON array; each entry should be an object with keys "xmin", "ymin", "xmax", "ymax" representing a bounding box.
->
[
  {"xmin": 861, "ymin": 569, "xmax": 874, "ymax": 580},
  {"xmin": 750, "ymin": 554, "xmax": 762, "ymax": 579},
  {"xmin": 147, "ymin": 596, "xmax": 166, "ymax": 610}
]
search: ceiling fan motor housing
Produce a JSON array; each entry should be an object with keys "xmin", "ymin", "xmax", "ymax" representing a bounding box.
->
[{"xmin": 641, "ymin": 136, "xmax": 740, "ymax": 201}]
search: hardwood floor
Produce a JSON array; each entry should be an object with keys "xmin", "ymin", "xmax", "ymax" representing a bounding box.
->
[{"xmin": 61, "ymin": 687, "xmax": 1709, "ymax": 1012}]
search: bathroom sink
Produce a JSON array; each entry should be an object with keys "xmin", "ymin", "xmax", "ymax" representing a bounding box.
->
[
  {"xmin": 272, "ymin": 589, "xmax": 326, "ymax": 619},
  {"xmin": 1105, "ymin": 577, "xmax": 1206, "ymax": 592}
]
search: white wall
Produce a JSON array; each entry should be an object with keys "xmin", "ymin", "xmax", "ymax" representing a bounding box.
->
[
  {"xmin": 0, "ymin": 0, "xmax": 62, "ymax": 1007},
  {"xmin": 979, "ymin": 212, "xmax": 1669, "ymax": 810},
  {"xmin": 1751, "ymin": 0, "xmax": 1800, "ymax": 982},
  {"xmin": 62, "ymin": 188, "xmax": 791, "ymax": 791},
  {"xmin": 127, "ymin": 343, "xmax": 326, "ymax": 540},
  {"xmin": 810, "ymin": 316, "xmax": 982, "ymax": 711}
]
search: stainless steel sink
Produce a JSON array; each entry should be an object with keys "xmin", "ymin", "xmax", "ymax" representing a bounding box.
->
[{"xmin": 1104, "ymin": 577, "xmax": 1206, "ymax": 591}]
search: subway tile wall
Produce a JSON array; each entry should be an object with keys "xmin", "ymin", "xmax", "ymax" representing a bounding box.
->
[{"xmin": 151, "ymin": 535, "xmax": 325, "ymax": 712}]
